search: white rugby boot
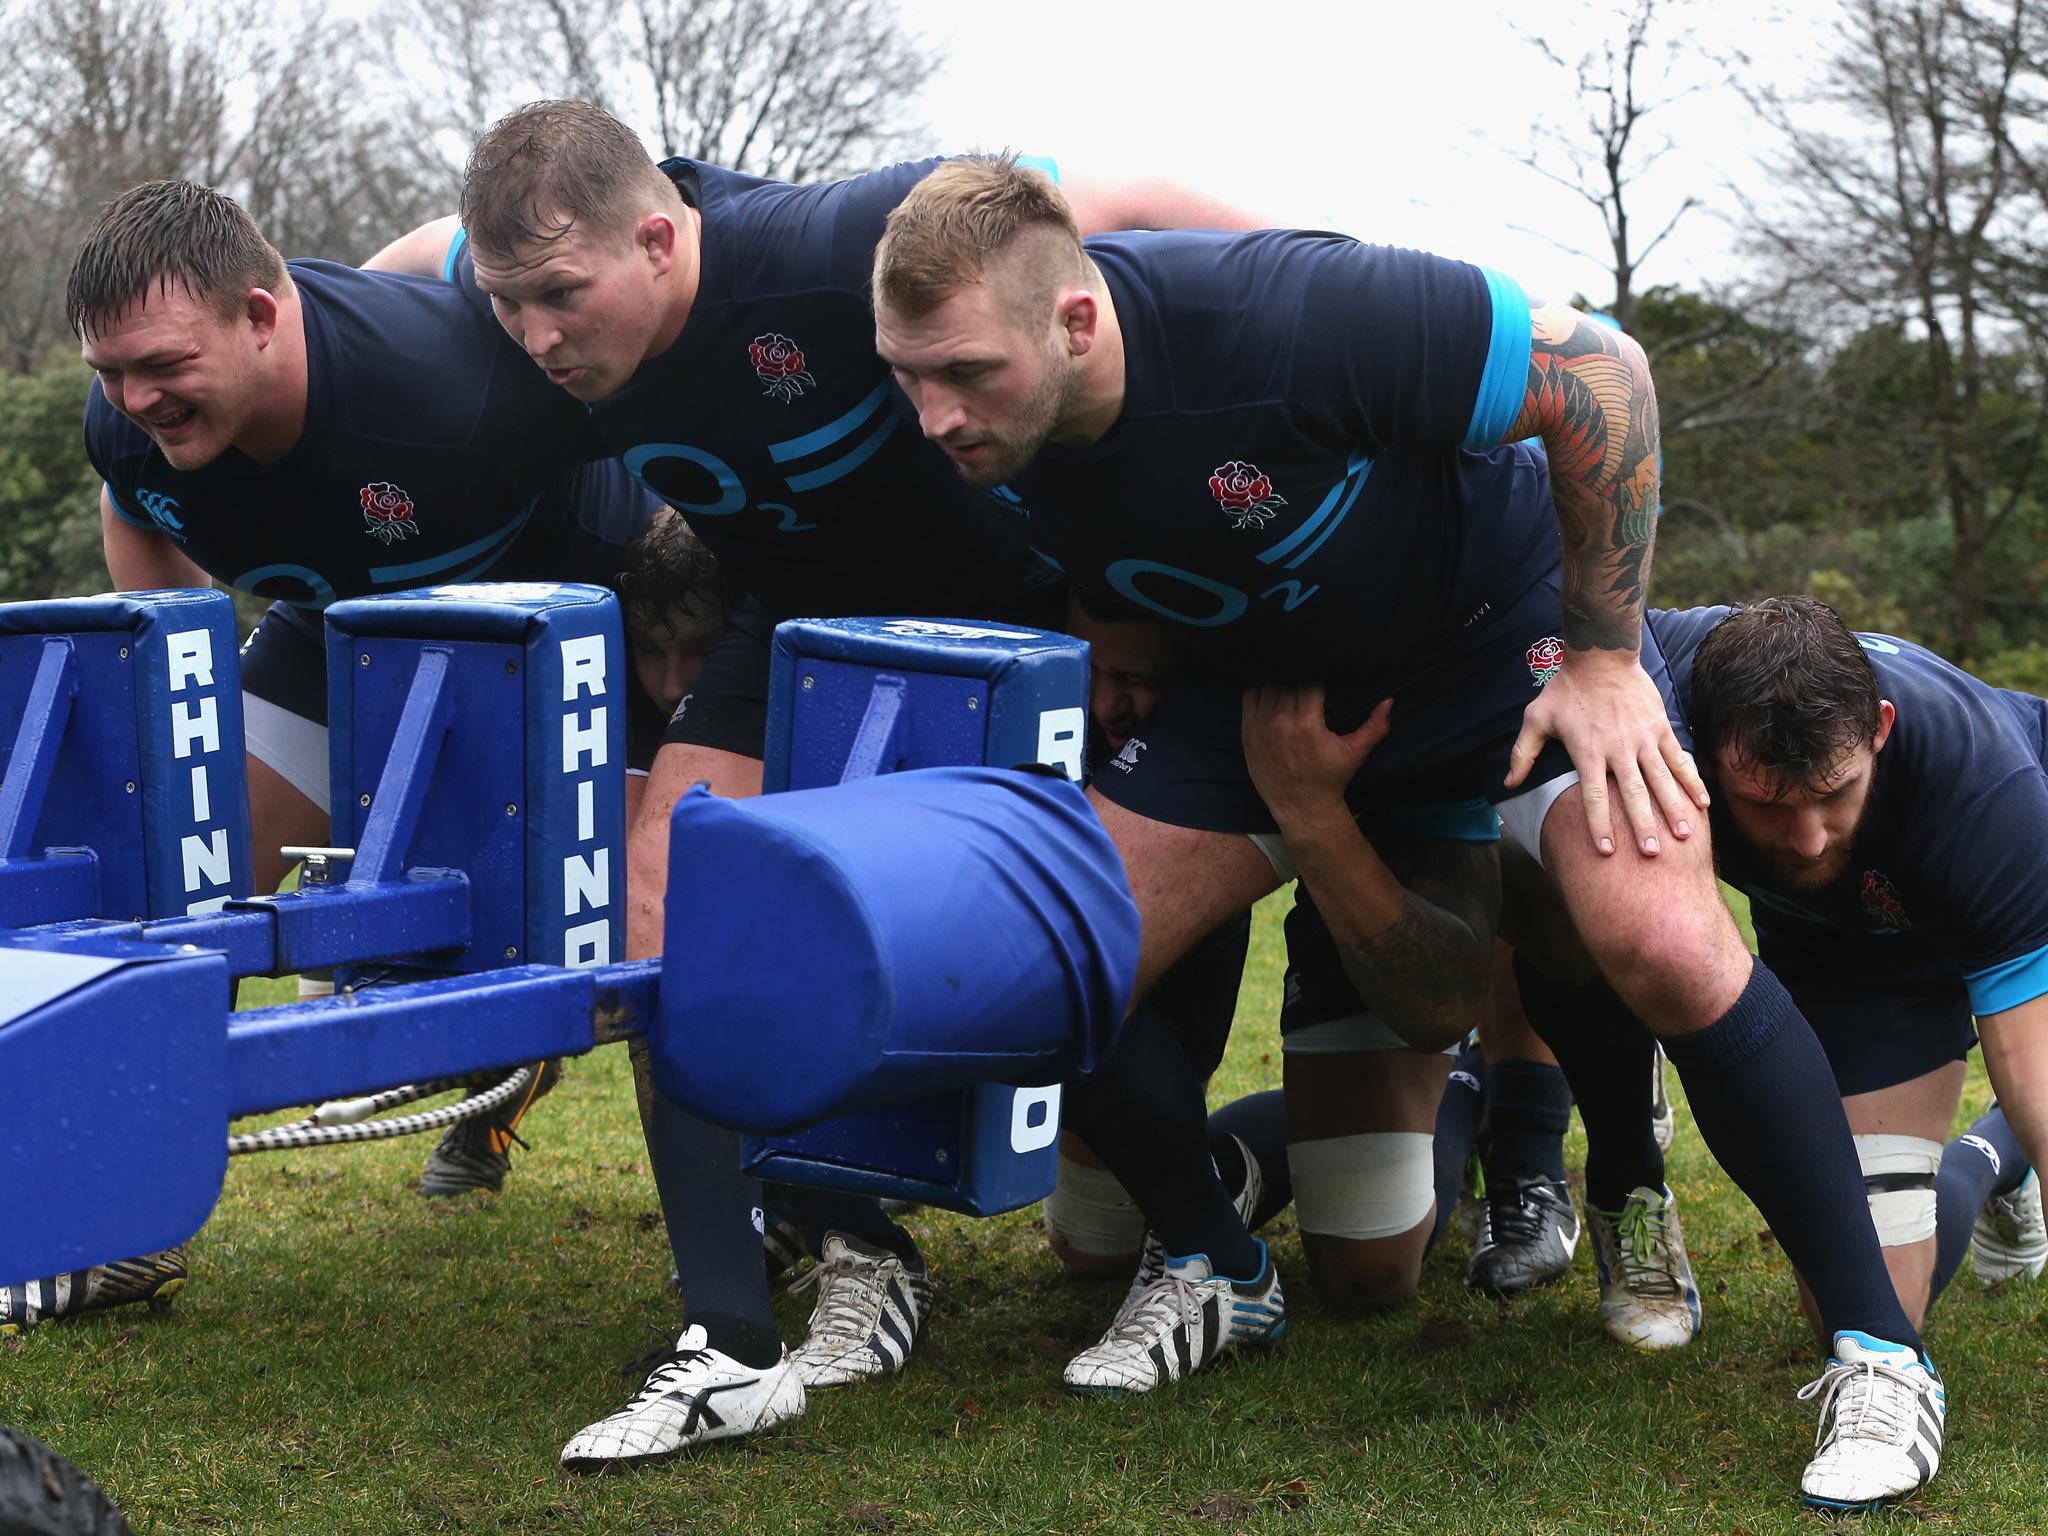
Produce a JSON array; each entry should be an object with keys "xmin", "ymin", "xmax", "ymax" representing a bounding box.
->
[
  {"xmin": 560, "ymin": 1325, "xmax": 804, "ymax": 1469},
  {"xmin": 1970, "ymin": 1168, "xmax": 2047, "ymax": 1286},
  {"xmin": 1065, "ymin": 1241, "xmax": 1285, "ymax": 1396},
  {"xmin": 785, "ymin": 1232, "xmax": 932, "ymax": 1388},
  {"xmin": 1797, "ymin": 1332, "xmax": 1945, "ymax": 1510},
  {"xmin": 1585, "ymin": 1186, "xmax": 1701, "ymax": 1350},
  {"xmin": 1650, "ymin": 1042, "xmax": 1678, "ymax": 1154}
]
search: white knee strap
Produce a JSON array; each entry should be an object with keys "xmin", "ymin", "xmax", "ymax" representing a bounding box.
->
[
  {"xmin": 1289, "ymin": 1132, "xmax": 1436, "ymax": 1241},
  {"xmin": 1855, "ymin": 1134, "xmax": 1942, "ymax": 1247},
  {"xmin": 1043, "ymin": 1154, "xmax": 1146, "ymax": 1257}
]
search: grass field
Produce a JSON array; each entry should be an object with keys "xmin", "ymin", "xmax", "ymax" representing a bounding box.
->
[{"xmin": 6, "ymin": 894, "xmax": 2046, "ymax": 1535}]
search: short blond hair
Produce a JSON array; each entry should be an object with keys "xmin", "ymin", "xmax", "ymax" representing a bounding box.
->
[
  {"xmin": 873, "ymin": 153, "xmax": 1087, "ymax": 324},
  {"xmin": 463, "ymin": 99, "xmax": 678, "ymax": 260}
]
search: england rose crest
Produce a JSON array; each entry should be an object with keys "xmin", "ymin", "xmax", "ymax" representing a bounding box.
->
[
  {"xmin": 748, "ymin": 333, "xmax": 816, "ymax": 402},
  {"xmin": 1860, "ymin": 870, "xmax": 1910, "ymax": 929},
  {"xmin": 1208, "ymin": 460, "xmax": 1287, "ymax": 530},
  {"xmin": 1527, "ymin": 636, "xmax": 1565, "ymax": 687},
  {"xmin": 360, "ymin": 482, "xmax": 417, "ymax": 544}
]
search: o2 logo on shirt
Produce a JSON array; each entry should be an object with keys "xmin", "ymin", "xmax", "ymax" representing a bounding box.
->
[
  {"xmin": 748, "ymin": 332, "xmax": 816, "ymax": 403},
  {"xmin": 1209, "ymin": 460, "xmax": 1288, "ymax": 531},
  {"xmin": 1526, "ymin": 636, "xmax": 1565, "ymax": 687},
  {"xmin": 360, "ymin": 481, "xmax": 419, "ymax": 544}
]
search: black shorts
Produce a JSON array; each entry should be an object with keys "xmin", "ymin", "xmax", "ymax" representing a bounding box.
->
[
  {"xmin": 239, "ymin": 602, "xmax": 328, "ymax": 721},
  {"xmin": 1092, "ymin": 566, "xmax": 1679, "ymax": 837},
  {"xmin": 663, "ymin": 575, "xmax": 1069, "ymax": 760},
  {"xmin": 1760, "ymin": 925, "xmax": 1977, "ymax": 1097}
]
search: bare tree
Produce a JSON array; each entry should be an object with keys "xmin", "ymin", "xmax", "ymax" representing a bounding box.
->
[
  {"xmin": 1510, "ymin": 0, "xmax": 1713, "ymax": 331},
  {"xmin": 381, "ymin": 0, "xmax": 941, "ymax": 184},
  {"xmin": 1745, "ymin": 0, "xmax": 2048, "ymax": 649},
  {"xmin": 0, "ymin": 0, "xmax": 446, "ymax": 371}
]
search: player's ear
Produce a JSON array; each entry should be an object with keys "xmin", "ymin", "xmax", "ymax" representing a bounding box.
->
[
  {"xmin": 1059, "ymin": 289, "xmax": 1098, "ymax": 357},
  {"xmin": 639, "ymin": 212, "xmax": 679, "ymax": 275},
  {"xmin": 244, "ymin": 287, "xmax": 281, "ymax": 348},
  {"xmin": 1871, "ymin": 699, "xmax": 1897, "ymax": 755}
]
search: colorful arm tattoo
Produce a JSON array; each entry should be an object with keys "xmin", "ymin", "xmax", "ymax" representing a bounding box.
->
[{"xmin": 1507, "ymin": 306, "xmax": 1662, "ymax": 655}]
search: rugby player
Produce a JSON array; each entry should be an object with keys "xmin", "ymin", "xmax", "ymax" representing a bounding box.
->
[
  {"xmin": 369, "ymin": 99, "xmax": 1268, "ymax": 1468},
  {"xmin": 1631, "ymin": 599, "xmax": 2044, "ymax": 1315},
  {"xmin": 1043, "ymin": 587, "xmax": 1267, "ymax": 1280},
  {"xmin": 869, "ymin": 156, "xmax": 1943, "ymax": 1508},
  {"xmin": 0, "ymin": 181, "xmax": 659, "ymax": 1334}
]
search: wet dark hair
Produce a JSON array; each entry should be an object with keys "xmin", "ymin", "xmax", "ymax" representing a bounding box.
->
[
  {"xmin": 66, "ymin": 180, "xmax": 287, "ymax": 341},
  {"xmin": 614, "ymin": 508, "xmax": 737, "ymax": 641},
  {"xmin": 1068, "ymin": 584, "xmax": 1154, "ymax": 627},
  {"xmin": 462, "ymin": 99, "xmax": 675, "ymax": 260},
  {"xmin": 1689, "ymin": 595, "xmax": 1883, "ymax": 791}
]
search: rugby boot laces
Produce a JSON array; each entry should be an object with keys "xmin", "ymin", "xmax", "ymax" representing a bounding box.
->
[
  {"xmin": 785, "ymin": 1232, "xmax": 932, "ymax": 1388},
  {"xmin": 1465, "ymin": 1174, "xmax": 1580, "ymax": 1295},
  {"xmin": 1123, "ymin": 1134, "xmax": 1265, "ymax": 1319},
  {"xmin": 1797, "ymin": 1332, "xmax": 1945, "ymax": 1510},
  {"xmin": 1065, "ymin": 1242, "xmax": 1284, "ymax": 1396},
  {"xmin": 1586, "ymin": 1185, "xmax": 1701, "ymax": 1349}
]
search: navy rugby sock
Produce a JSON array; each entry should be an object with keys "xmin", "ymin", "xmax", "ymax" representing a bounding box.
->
[
  {"xmin": 1483, "ymin": 1059, "xmax": 1573, "ymax": 1188},
  {"xmin": 1429, "ymin": 1044, "xmax": 1488, "ymax": 1251},
  {"xmin": 646, "ymin": 1088, "xmax": 783, "ymax": 1369},
  {"xmin": 1662, "ymin": 959, "xmax": 1923, "ymax": 1354},
  {"xmin": 1512, "ymin": 958, "xmax": 1663, "ymax": 1211},
  {"xmin": 1931, "ymin": 1104, "xmax": 2030, "ymax": 1300},
  {"xmin": 1063, "ymin": 998, "xmax": 1264, "ymax": 1279},
  {"xmin": 1206, "ymin": 1089, "xmax": 1292, "ymax": 1230}
]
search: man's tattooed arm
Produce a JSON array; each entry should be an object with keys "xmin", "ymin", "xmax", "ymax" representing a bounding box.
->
[
  {"xmin": 1506, "ymin": 302, "xmax": 1662, "ymax": 655},
  {"xmin": 1326, "ymin": 837, "xmax": 1500, "ymax": 1053}
]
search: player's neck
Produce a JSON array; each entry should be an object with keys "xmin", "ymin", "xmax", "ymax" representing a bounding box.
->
[
  {"xmin": 647, "ymin": 197, "xmax": 703, "ymax": 362},
  {"xmin": 234, "ymin": 286, "xmax": 308, "ymax": 465},
  {"xmin": 1058, "ymin": 276, "xmax": 1125, "ymax": 447}
]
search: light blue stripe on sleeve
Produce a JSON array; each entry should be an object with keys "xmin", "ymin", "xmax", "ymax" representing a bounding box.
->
[
  {"xmin": 105, "ymin": 482, "xmax": 149, "ymax": 529},
  {"xmin": 443, "ymin": 227, "xmax": 469, "ymax": 284},
  {"xmin": 1463, "ymin": 266, "xmax": 1532, "ymax": 450},
  {"xmin": 1015, "ymin": 154, "xmax": 1060, "ymax": 185},
  {"xmin": 1967, "ymin": 942, "xmax": 2048, "ymax": 1016}
]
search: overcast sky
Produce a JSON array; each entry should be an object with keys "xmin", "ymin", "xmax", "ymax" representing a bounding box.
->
[{"xmin": 896, "ymin": 0, "xmax": 1840, "ymax": 304}]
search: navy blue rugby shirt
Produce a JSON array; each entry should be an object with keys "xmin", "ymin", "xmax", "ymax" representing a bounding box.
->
[
  {"xmin": 448, "ymin": 158, "xmax": 1051, "ymax": 623},
  {"xmin": 990, "ymin": 229, "xmax": 1547, "ymax": 690},
  {"xmin": 88, "ymin": 261, "xmax": 648, "ymax": 609},
  {"xmin": 1652, "ymin": 605, "xmax": 2048, "ymax": 1016}
]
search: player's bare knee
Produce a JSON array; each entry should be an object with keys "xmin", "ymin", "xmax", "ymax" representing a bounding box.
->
[{"xmin": 1304, "ymin": 1241, "xmax": 1422, "ymax": 1316}]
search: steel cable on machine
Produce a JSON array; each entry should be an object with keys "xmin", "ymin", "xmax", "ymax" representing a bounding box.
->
[{"xmin": 227, "ymin": 1065, "xmax": 536, "ymax": 1155}]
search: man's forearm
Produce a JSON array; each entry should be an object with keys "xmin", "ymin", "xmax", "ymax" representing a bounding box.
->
[
  {"xmin": 1511, "ymin": 309, "xmax": 1662, "ymax": 655},
  {"xmin": 1276, "ymin": 804, "xmax": 1492, "ymax": 1051}
]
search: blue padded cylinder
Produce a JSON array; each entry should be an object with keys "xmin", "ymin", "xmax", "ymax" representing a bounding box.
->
[{"xmin": 654, "ymin": 767, "xmax": 1138, "ymax": 1134}]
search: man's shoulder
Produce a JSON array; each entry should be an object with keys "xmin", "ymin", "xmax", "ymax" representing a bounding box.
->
[
  {"xmin": 83, "ymin": 380, "xmax": 154, "ymax": 480},
  {"xmin": 694, "ymin": 156, "xmax": 948, "ymax": 301},
  {"xmin": 292, "ymin": 258, "xmax": 500, "ymax": 347},
  {"xmin": 297, "ymin": 259, "xmax": 574, "ymax": 448}
]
